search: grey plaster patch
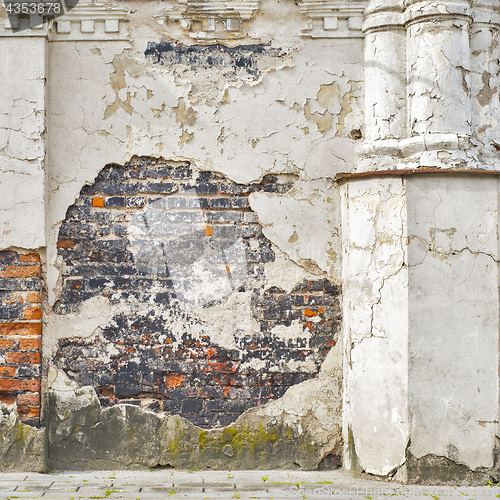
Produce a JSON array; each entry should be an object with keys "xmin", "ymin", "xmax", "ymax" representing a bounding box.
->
[
  {"xmin": 404, "ymin": 452, "xmax": 498, "ymax": 486},
  {"xmin": 46, "ymin": 387, "xmax": 162, "ymax": 470},
  {"xmin": 0, "ymin": 403, "xmax": 46, "ymax": 472},
  {"xmin": 46, "ymin": 385, "xmax": 339, "ymax": 471}
]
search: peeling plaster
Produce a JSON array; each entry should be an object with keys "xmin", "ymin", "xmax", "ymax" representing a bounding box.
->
[{"xmin": 249, "ymin": 180, "xmax": 342, "ymax": 279}]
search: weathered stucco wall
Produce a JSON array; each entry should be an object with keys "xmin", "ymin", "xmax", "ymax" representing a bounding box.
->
[
  {"xmin": 341, "ymin": 0, "xmax": 500, "ymax": 485},
  {"xmin": 1, "ymin": 0, "xmax": 500, "ymax": 483},
  {"xmin": 1, "ymin": 0, "xmax": 362, "ymax": 472}
]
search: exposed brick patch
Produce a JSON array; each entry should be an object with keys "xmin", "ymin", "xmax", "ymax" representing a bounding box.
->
[
  {"xmin": 54, "ymin": 157, "xmax": 341, "ymax": 428},
  {"xmin": 0, "ymin": 251, "xmax": 42, "ymax": 427},
  {"xmin": 0, "ymin": 251, "xmax": 42, "ymax": 426}
]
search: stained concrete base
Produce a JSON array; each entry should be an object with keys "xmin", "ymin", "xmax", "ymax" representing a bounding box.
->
[{"xmin": 0, "ymin": 403, "xmax": 46, "ymax": 473}]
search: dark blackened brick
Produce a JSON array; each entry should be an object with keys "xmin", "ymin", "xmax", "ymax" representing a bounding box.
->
[
  {"xmin": 128, "ymin": 165, "xmax": 149, "ymax": 179},
  {"xmin": 196, "ymin": 171, "xmax": 214, "ymax": 182},
  {"xmin": 0, "ymin": 252, "xmax": 18, "ymax": 264},
  {"xmin": 54, "ymin": 158, "xmax": 341, "ymax": 430},
  {"xmin": 181, "ymin": 398, "xmax": 203, "ymax": 413},
  {"xmin": 80, "ymin": 184, "xmax": 98, "ymax": 195},
  {"xmin": 220, "ymin": 182, "xmax": 258, "ymax": 195},
  {"xmin": 95, "ymin": 181, "xmax": 139, "ymax": 195},
  {"xmin": 59, "ymin": 223, "xmax": 96, "ymax": 239},
  {"xmin": 263, "ymin": 182, "xmax": 293, "ymax": 193},
  {"xmin": 139, "ymin": 182, "xmax": 178, "ymax": 194},
  {"xmin": 126, "ymin": 196, "xmax": 146, "ymax": 208},
  {"xmin": 154, "ymin": 166, "xmax": 174, "ymax": 179},
  {"xmin": 114, "ymin": 385, "xmax": 143, "ymax": 397},
  {"xmin": 0, "ymin": 304, "xmax": 23, "ymax": 320},
  {"xmin": 170, "ymin": 165, "xmax": 192, "ymax": 179},
  {"xmin": 106, "ymin": 197, "xmax": 125, "ymax": 208},
  {"xmin": 231, "ymin": 197, "xmax": 249, "ymax": 209},
  {"xmin": 17, "ymin": 365, "xmax": 41, "ymax": 378},
  {"xmin": 209, "ymin": 198, "xmax": 231, "ymax": 209},
  {"xmin": 194, "ymin": 182, "xmax": 219, "ymax": 195},
  {"xmin": 162, "ymin": 399, "xmax": 183, "ymax": 412},
  {"xmin": 206, "ymin": 211, "xmax": 243, "ymax": 224},
  {"xmin": 0, "ymin": 278, "xmax": 41, "ymax": 291},
  {"xmin": 205, "ymin": 399, "xmax": 224, "ymax": 412}
]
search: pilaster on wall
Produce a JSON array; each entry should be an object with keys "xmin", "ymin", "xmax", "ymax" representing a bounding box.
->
[
  {"xmin": 0, "ymin": 252, "xmax": 42, "ymax": 427},
  {"xmin": 342, "ymin": 0, "xmax": 500, "ymax": 483},
  {"xmin": 0, "ymin": 24, "xmax": 46, "ymax": 250},
  {"xmin": 0, "ymin": 0, "xmax": 130, "ymax": 429},
  {"xmin": 470, "ymin": 0, "xmax": 500, "ymax": 146}
]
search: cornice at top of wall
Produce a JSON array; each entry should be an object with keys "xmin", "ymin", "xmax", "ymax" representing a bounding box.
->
[{"xmin": 0, "ymin": 1, "xmax": 130, "ymax": 39}]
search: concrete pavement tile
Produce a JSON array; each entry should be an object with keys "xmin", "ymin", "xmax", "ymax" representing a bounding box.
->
[
  {"xmin": 0, "ymin": 475, "xmax": 28, "ymax": 482},
  {"xmin": 170, "ymin": 472, "xmax": 206, "ymax": 484},
  {"xmin": 0, "ymin": 491, "xmax": 46, "ymax": 498},
  {"xmin": 118, "ymin": 484, "xmax": 172, "ymax": 490},
  {"xmin": 140, "ymin": 486, "xmax": 202, "ymax": 493},
  {"xmin": 0, "ymin": 483, "xmax": 24, "ymax": 491},
  {"xmin": 20, "ymin": 479, "xmax": 55, "ymax": 487}
]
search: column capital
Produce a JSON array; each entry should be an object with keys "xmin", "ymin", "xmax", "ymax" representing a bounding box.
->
[
  {"xmin": 403, "ymin": 0, "xmax": 472, "ymax": 26},
  {"xmin": 363, "ymin": 0, "xmax": 404, "ymax": 33}
]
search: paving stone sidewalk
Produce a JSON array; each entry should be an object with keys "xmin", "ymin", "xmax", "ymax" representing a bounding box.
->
[{"xmin": 0, "ymin": 470, "xmax": 499, "ymax": 500}]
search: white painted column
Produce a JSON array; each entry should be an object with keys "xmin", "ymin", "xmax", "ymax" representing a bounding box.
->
[
  {"xmin": 406, "ymin": 173, "xmax": 499, "ymax": 473},
  {"xmin": 0, "ymin": 22, "xmax": 47, "ymax": 250},
  {"xmin": 342, "ymin": 0, "xmax": 500, "ymax": 482},
  {"xmin": 363, "ymin": 0, "xmax": 406, "ymax": 141},
  {"xmin": 342, "ymin": 175, "xmax": 410, "ymax": 476},
  {"xmin": 405, "ymin": 0, "xmax": 473, "ymax": 137},
  {"xmin": 470, "ymin": 0, "xmax": 500, "ymax": 145}
]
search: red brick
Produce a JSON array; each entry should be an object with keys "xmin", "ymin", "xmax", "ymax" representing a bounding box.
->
[
  {"xmin": 0, "ymin": 366, "xmax": 16, "ymax": 377},
  {"xmin": 16, "ymin": 393, "xmax": 40, "ymax": 405},
  {"xmin": 165, "ymin": 374, "xmax": 185, "ymax": 387},
  {"xmin": 0, "ymin": 337, "xmax": 16, "ymax": 349},
  {"xmin": 17, "ymin": 406, "xmax": 40, "ymax": 418},
  {"xmin": 0, "ymin": 265, "xmax": 40, "ymax": 278},
  {"xmin": 18, "ymin": 253, "xmax": 40, "ymax": 263},
  {"xmin": 0, "ymin": 393, "xmax": 16, "ymax": 404},
  {"xmin": 92, "ymin": 196, "xmax": 105, "ymax": 207},
  {"xmin": 18, "ymin": 337, "xmax": 41, "ymax": 350},
  {"xmin": 0, "ymin": 378, "xmax": 40, "ymax": 392},
  {"xmin": 0, "ymin": 323, "xmax": 42, "ymax": 336},
  {"xmin": 57, "ymin": 239, "xmax": 75, "ymax": 248},
  {"xmin": 1, "ymin": 292, "xmax": 23, "ymax": 304},
  {"xmin": 22, "ymin": 306, "xmax": 42, "ymax": 320},
  {"xmin": 100, "ymin": 387, "xmax": 115, "ymax": 397},
  {"xmin": 26, "ymin": 292, "xmax": 41, "ymax": 303},
  {"xmin": 205, "ymin": 361, "xmax": 239, "ymax": 373},
  {"xmin": 5, "ymin": 351, "xmax": 41, "ymax": 364},
  {"xmin": 304, "ymin": 308, "xmax": 318, "ymax": 317}
]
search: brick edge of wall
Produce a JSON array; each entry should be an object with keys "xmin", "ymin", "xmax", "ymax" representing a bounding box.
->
[{"xmin": 0, "ymin": 251, "xmax": 42, "ymax": 427}]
